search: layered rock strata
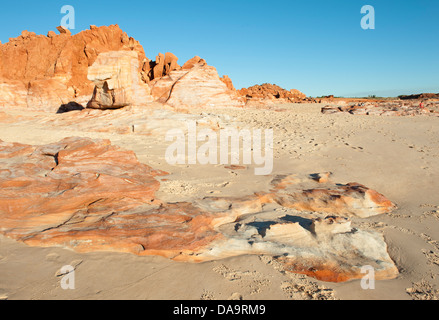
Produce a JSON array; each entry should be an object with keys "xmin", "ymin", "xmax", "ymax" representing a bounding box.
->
[{"xmin": 0, "ymin": 138, "xmax": 398, "ymax": 282}]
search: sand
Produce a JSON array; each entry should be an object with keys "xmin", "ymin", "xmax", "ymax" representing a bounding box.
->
[{"xmin": 1, "ymin": 103, "xmax": 439, "ymax": 300}]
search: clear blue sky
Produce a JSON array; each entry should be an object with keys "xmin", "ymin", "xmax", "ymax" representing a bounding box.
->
[{"xmin": 0, "ymin": 0, "xmax": 438, "ymax": 97}]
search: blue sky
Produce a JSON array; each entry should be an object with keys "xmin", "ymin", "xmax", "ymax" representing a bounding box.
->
[{"xmin": 0, "ymin": 0, "xmax": 438, "ymax": 97}]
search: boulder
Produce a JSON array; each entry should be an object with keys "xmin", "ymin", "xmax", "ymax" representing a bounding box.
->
[
  {"xmin": 56, "ymin": 26, "xmax": 71, "ymax": 35},
  {"xmin": 86, "ymin": 51, "xmax": 153, "ymax": 109},
  {"xmin": 150, "ymin": 57, "xmax": 245, "ymax": 108},
  {"xmin": 147, "ymin": 52, "xmax": 181, "ymax": 81},
  {"xmin": 0, "ymin": 138, "xmax": 398, "ymax": 283},
  {"xmin": 220, "ymin": 75, "xmax": 236, "ymax": 91},
  {"xmin": 264, "ymin": 174, "xmax": 397, "ymax": 218}
]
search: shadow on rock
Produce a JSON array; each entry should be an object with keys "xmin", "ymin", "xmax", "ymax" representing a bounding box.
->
[{"xmin": 56, "ymin": 102, "xmax": 84, "ymax": 114}]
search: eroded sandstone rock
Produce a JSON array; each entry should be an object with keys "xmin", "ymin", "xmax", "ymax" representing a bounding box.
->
[
  {"xmin": 0, "ymin": 25, "xmax": 147, "ymax": 111},
  {"xmin": 264, "ymin": 174, "xmax": 397, "ymax": 218},
  {"xmin": 0, "ymin": 138, "xmax": 398, "ymax": 282},
  {"xmin": 150, "ymin": 57, "xmax": 245, "ymax": 108},
  {"xmin": 238, "ymin": 83, "xmax": 310, "ymax": 106},
  {"xmin": 0, "ymin": 137, "xmax": 164, "ymax": 239},
  {"xmin": 220, "ymin": 75, "xmax": 236, "ymax": 91},
  {"xmin": 86, "ymin": 51, "xmax": 153, "ymax": 109}
]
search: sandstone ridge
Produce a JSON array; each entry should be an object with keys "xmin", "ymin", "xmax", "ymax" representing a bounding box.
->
[{"xmin": 0, "ymin": 26, "xmax": 246, "ymax": 111}]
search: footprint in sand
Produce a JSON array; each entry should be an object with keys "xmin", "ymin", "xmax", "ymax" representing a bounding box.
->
[
  {"xmin": 228, "ymin": 292, "xmax": 243, "ymax": 300},
  {"xmin": 406, "ymin": 280, "xmax": 439, "ymax": 300},
  {"xmin": 200, "ymin": 290, "xmax": 215, "ymax": 300},
  {"xmin": 213, "ymin": 264, "xmax": 271, "ymax": 296},
  {"xmin": 422, "ymin": 249, "xmax": 439, "ymax": 267},
  {"xmin": 259, "ymin": 256, "xmax": 336, "ymax": 300}
]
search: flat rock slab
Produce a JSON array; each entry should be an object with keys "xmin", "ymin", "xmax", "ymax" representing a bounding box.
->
[{"xmin": 0, "ymin": 137, "xmax": 398, "ymax": 282}]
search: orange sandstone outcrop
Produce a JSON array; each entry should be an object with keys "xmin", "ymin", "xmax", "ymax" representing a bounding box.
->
[
  {"xmin": 147, "ymin": 52, "xmax": 180, "ymax": 80},
  {"xmin": 149, "ymin": 57, "xmax": 245, "ymax": 108},
  {"xmin": 265, "ymin": 174, "xmax": 397, "ymax": 218},
  {"xmin": 238, "ymin": 83, "xmax": 310, "ymax": 106},
  {"xmin": 86, "ymin": 51, "xmax": 153, "ymax": 109},
  {"xmin": 0, "ymin": 25, "xmax": 246, "ymax": 111},
  {"xmin": 0, "ymin": 138, "xmax": 398, "ymax": 282},
  {"xmin": 220, "ymin": 75, "xmax": 236, "ymax": 91},
  {"xmin": 0, "ymin": 25, "xmax": 148, "ymax": 112}
]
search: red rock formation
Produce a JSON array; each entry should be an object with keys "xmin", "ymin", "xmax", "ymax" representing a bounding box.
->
[
  {"xmin": 238, "ymin": 83, "xmax": 309, "ymax": 106},
  {"xmin": 149, "ymin": 57, "xmax": 245, "ymax": 108},
  {"xmin": 145, "ymin": 52, "xmax": 181, "ymax": 81},
  {"xmin": 0, "ymin": 25, "xmax": 148, "ymax": 111},
  {"xmin": 0, "ymin": 137, "xmax": 165, "ymax": 240},
  {"xmin": 181, "ymin": 56, "xmax": 205, "ymax": 70},
  {"xmin": 0, "ymin": 139, "xmax": 398, "ymax": 282},
  {"xmin": 220, "ymin": 75, "xmax": 236, "ymax": 91},
  {"xmin": 0, "ymin": 25, "xmax": 246, "ymax": 111},
  {"xmin": 263, "ymin": 173, "xmax": 397, "ymax": 218}
]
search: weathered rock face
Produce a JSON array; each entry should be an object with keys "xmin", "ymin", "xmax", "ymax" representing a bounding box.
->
[
  {"xmin": 0, "ymin": 137, "xmax": 164, "ymax": 238},
  {"xmin": 149, "ymin": 57, "xmax": 245, "ymax": 108},
  {"xmin": 0, "ymin": 25, "xmax": 148, "ymax": 112},
  {"xmin": 238, "ymin": 83, "xmax": 310, "ymax": 106},
  {"xmin": 0, "ymin": 25, "xmax": 250, "ymax": 110},
  {"xmin": 0, "ymin": 138, "xmax": 398, "ymax": 282},
  {"xmin": 146, "ymin": 52, "xmax": 180, "ymax": 81},
  {"xmin": 0, "ymin": 80, "xmax": 28, "ymax": 109},
  {"xmin": 86, "ymin": 51, "xmax": 153, "ymax": 109},
  {"xmin": 264, "ymin": 173, "xmax": 397, "ymax": 218},
  {"xmin": 220, "ymin": 75, "xmax": 236, "ymax": 91},
  {"xmin": 0, "ymin": 104, "xmax": 235, "ymax": 136}
]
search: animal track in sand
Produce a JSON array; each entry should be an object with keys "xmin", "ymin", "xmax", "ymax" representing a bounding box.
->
[
  {"xmin": 406, "ymin": 280, "xmax": 439, "ymax": 300},
  {"xmin": 419, "ymin": 204, "xmax": 439, "ymax": 221},
  {"xmin": 200, "ymin": 290, "xmax": 215, "ymax": 300},
  {"xmin": 228, "ymin": 292, "xmax": 243, "ymax": 300},
  {"xmin": 281, "ymin": 281, "xmax": 335, "ymax": 300},
  {"xmin": 422, "ymin": 249, "xmax": 439, "ymax": 267},
  {"xmin": 159, "ymin": 180, "xmax": 198, "ymax": 195},
  {"xmin": 420, "ymin": 234, "xmax": 439, "ymax": 251},
  {"xmin": 259, "ymin": 256, "xmax": 336, "ymax": 300},
  {"xmin": 213, "ymin": 264, "xmax": 271, "ymax": 296}
]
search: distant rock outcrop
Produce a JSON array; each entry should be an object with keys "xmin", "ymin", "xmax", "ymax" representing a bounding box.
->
[
  {"xmin": 398, "ymin": 93, "xmax": 439, "ymax": 100},
  {"xmin": 0, "ymin": 25, "xmax": 311, "ymax": 111},
  {"xmin": 220, "ymin": 75, "xmax": 236, "ymax": 91},
  {"xmin": 238, "ymin": 83, "xmax": 310, "ymax": 106},
  {"xmin": 321, "ymin": 101, "xmax": 439, "ymax": 117}
]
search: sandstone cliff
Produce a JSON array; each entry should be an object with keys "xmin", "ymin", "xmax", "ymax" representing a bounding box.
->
[
  {"xmin": 0, "ymin": 25, "xmax": 148, "ymax": 112},
  {"xmin": 0, "ymin": 25, "xmax": 245, "ymax": 111}
]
